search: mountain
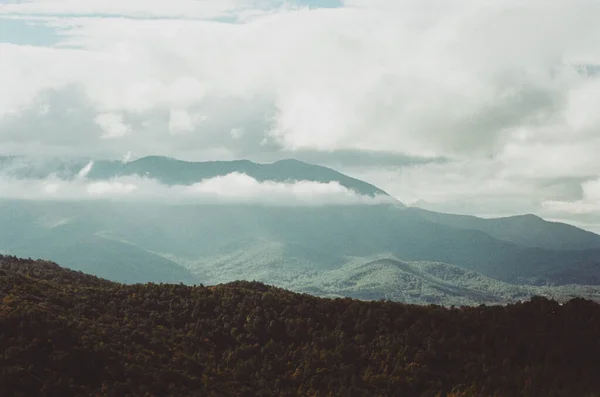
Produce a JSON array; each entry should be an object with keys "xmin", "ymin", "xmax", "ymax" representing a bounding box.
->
[
  {"xmin": 1, "ymin": 156, "xmax": 600, "ymax": 305},
  {"xmin": 0, "ymin": 200, "xmax": 200, "ymax": 284},
  {"xmin": 408, "ymin": 207, "xmax": 600, "ymax": 250},
  {"xmin": 2, "ymin": 200, "xmax": 599, "ymax": 292},
  {"xmin": 133, "ymin": 204, "xmax": 600, "ymax": 286},
  {"xmin": 2, "ymin": 256, "xmax": 600, "ymax": 397},
  {"xmin": 0, "ymin": 155, "xmax": 391, "ymax": 198}
]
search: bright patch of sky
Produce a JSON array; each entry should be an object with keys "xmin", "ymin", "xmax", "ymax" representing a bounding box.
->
[
  {"xmin": 0, "ymin": 18, "xmax": 62, "ymax": 46},
  {"xmin": 0, "ymin": 0, "xmax": 342, "ymax": 46},
  {"xmin": 295, "ymin": 0, "xmax": 342, "ymax": 8}
]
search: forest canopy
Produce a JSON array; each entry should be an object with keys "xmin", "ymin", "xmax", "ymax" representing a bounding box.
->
[{"xmin": 1, "ymin": 255, "xmax": 600, "ymax": 397}]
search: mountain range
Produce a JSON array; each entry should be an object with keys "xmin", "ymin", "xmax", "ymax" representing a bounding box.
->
[{"xmin": 1, "ymin": 155, "xmax": 599, "ymax": 306}]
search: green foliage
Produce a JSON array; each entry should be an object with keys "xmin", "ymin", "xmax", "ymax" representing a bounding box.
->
[{"xmin": 2, "ymin": 255, "xmax": 600, "ymax": 396}]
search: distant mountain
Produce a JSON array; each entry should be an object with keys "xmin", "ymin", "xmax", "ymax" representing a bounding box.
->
[
  {"xmin": 4, "ymin": 235, "xmax": 199, "ymax": 285},
  {"xmin": 408, "ymin": 207, "xmax": 600, "ymax": 250},
  {"xmin": 0, "ymin": 200, "xmax": 199, "ymax": 284},
  {"xmin": 2, "ymin": 199, "xmax": 599, "ymax": 290},
  {"xmin": 0, "ymin": 155, "xmax": 391, "ymax": 198}
]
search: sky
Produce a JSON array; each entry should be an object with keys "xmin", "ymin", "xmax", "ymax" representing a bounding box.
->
[{"xmin": 1, "ymin": 0, "xmax": 600, "ymax": 231}]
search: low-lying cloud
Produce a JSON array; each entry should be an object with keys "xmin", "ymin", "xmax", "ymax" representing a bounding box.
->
[
  {"xmin": 0, "ymin": 172, "xmax": 395, "ymax": 206},
  {"xmin": 542, "ymin": 178, "xmax": 600, "ymax": 215}
]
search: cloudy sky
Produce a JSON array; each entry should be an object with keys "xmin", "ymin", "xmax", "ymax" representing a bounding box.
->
[{"xmin": 1, "ymin": 0, "xmax": 600, "ymax": 231}]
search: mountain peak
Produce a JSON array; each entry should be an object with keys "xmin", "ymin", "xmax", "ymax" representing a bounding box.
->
[
  {"xmin": 272, "ymin": 158, "xmax": 307, "ymax": 165},
  {"xmin": 132, "ymin": 156, "xmax": 256, "ymax": 166},
  {"xmin": 498, "ymin": 213, "xmax": 543, "ymax": 221}
]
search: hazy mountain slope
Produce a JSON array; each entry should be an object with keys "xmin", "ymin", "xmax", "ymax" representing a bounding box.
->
[
  {"xmin": 409, "ymin": 207, "xmax": 600, "ymax": 250},
  {"xmin": 7, "ymin": 235, "xmax": 199, "ymax": 285},
  {"xmin": 2, "ymin": 157, "xmax": 600, "ymax": 293},
  {"xmin": 3, "ymin": 200, "xmax": 598, "ymax": 287},
  {"xmin": 0, "ymin": 200, "xmax": 200, "ymax": 284},
  {"xmin": 168, "ymin": 238, "xmax": 323, "ymax": 287}
]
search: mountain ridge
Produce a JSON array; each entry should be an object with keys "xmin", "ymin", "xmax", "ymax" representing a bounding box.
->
[
  {"xmin": 408, "ymin": 207, "xmax": 600, "ymax": 250},
  {"xmin": 0, "ymin": 155, "xmax": 393, "ymax": 199}
]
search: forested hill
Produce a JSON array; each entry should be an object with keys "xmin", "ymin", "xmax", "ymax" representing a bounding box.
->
[{"xmin": 2, "ymin": 256, "xmax": 600, "ymax": 397}]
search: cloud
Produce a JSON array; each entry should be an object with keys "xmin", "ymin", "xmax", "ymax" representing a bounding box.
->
[
  {"xmin": 168, "ymin": 109, "xmax": 206, "ymax": 135},
  {"xmin": 349, "ymin": 159, "xmax": 600, "ymax": 233},
  {"xmin": 0, "ymin": 171, "xmax": 394, "ymax": 206},
  {"xmin": 95, "ymin": 113, "xmax": 132, "ymax": 138},
  {"xmin": 3, "ymin": 3, "xmax": 599, "ymax": 160},
  {"xmin": 76, "ymin": 160, "xmax": 94, "ymax": 178},
  {"xmin": 542, "ymin": 179, "xmax": 600, "ymax": 215},
  {"xmin": 2, "ymin": 1, "xmax": 600, "ymax": 230}
]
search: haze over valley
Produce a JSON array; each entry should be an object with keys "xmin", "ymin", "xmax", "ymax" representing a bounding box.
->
[{"xmin": 1, "ymin": 156, "xmax": 599, "ymax": 306}]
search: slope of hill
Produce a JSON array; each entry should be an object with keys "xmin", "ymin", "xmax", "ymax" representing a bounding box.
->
[
  {"xmin": 310, "ymin": 258, "xmax": 600, "ymax": 305},
  {"xmin": 6, "ymin": 235, "xmax": 200, "ymax": 285},
  {"xmin": 102, "ymin": 204, "xmax": 600, "ymax": 286},
  {"xmin": 2, "ymin": 199, "xmax": 600, "ymax": 295},
  {"xmin": 292, "ymin": 258, "xmax": 540, "ymax": 306},
  {"xmin": 191, "ymin": 253, "xmax": 600, "ymax": 306},
  {"xmin": 409, "ymin": 207, "xmax": 600, "ymax": 250},
  {"xmin": 0, "ymin": 200, "xmax": 200, "ymax": 284},
  {"xmin": 2, "ymin": 256, "xmax": 600, "ymax": 397}
]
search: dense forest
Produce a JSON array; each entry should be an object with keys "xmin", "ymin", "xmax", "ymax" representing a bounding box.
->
[{"xmin": 2, "ymin": 255, "xmax": 600, "ymax": 397}]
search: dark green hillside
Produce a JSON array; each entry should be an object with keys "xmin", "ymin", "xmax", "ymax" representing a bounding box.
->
[{"xmin": 2, "ymin": 256, "xmax": 600, "ymax": 397}]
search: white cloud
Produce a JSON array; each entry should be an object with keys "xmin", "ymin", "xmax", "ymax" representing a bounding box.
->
[
  {"xmin": 76, "ymin": 160, "xmax": 94, "ymax": 178},
  {"xmin": 0, "ymin": 172, "xmax": 394, "ymax": 206},
  {"xmin": 86, "ymin": 180, "xmax": 138, "ymax": 196},
  {"xmin": 349, "ymin": 160, "xmax": 535, "ymax": 212},
  {"xmin": 542, "ymin": 201, "xmax": 598, "ymax": 215},
  {"xmin": 168, "ymin": 109, "xmax": 206, "ymax": 135},
  {"xmin": 564, "ymin": 78, "xmax": 600, "ymax": 134},
  {"xmin": 94, "ymin": 113, "xmax": 132, "ymax": 138},
  {"xmin": 230, "ymin": 127, "xmax": 245, "ymax": 139},
  {"xmin": 122, "ymin": 151, "xmax": 133, "ymax": 163}
]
